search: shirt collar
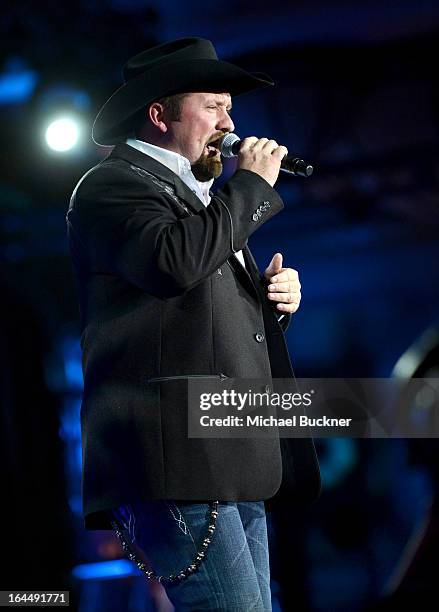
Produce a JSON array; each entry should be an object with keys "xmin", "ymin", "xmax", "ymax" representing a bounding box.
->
[
  {"xmin": 197, "ymin": 178, "xmax": 214, "ymax": 200},
  {"xmin": 126, "ymin": 138, "xmax": 193, "ymax": 177}
]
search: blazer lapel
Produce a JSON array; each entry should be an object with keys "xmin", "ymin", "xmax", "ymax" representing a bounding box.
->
[
  {"xmin": 243, "ymin": 246, "xmax": 266, "ymax": 300},
  {"xmin": 226, "ymin": 252, "xmax": 260, "ymax": 301},
  {"xmin": 109, "ymin": 143, "xmax": 205, "ymax": 215}
]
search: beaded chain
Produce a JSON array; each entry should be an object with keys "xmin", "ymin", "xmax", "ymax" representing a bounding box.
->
[{"xmin": 111, "ymin": 500, "xmax": 219, "ymax": 584}]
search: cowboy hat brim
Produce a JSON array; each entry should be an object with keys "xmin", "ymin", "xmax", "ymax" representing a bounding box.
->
[{"xmin": 92, "ymin": 58, "xmax": 274, "ymax": 146}]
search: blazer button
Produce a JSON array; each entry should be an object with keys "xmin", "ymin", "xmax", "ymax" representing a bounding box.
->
[
  {"xmin": 265, "ymin": 384, "xmax": 271, "ymax": 394},
  {"xmin": 252, "ymin": 213, "xmax": 259, "ymax": 222},
  {"xmin": 255, "ymin": 332, "xmax": 265, "ymax": 343}
]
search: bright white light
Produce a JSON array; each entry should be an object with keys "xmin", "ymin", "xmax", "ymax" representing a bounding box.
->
[{"xmin": 45, "ymin": 117, "xmax": 80, "ymax": 152}]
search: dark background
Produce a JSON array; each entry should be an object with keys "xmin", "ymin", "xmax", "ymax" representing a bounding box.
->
[{"xmin": 1, "ymin": 1, "xmax": 439, "ymax": 610}]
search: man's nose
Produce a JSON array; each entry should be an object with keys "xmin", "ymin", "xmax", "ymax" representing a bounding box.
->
[{"xmin": 217, "ymin": 111, "xmax": 234, "ymax": 133}]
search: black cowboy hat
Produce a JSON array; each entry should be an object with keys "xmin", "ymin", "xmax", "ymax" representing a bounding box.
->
[{"xmin": 92, "ymin": 37, "xmax": 274, "ymax": 146}]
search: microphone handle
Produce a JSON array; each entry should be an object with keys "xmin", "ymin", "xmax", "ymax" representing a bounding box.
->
[
  {"xmin": 230, "ymin": 140, "xmax": 313, "ymax": 177},
  {"xmin": 280, "ymin": 157, "xmax": 313, "ymax": 177}
]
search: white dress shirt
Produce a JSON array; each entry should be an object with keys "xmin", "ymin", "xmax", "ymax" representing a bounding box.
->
[{"xmin": 126, "ymin": 138, "xmax": 246, "ymax": 268}]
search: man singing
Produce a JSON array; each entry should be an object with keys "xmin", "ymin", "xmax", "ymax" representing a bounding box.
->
[{"xmin": 67, "ymin": 37, "xmax": 320, "ymax": 611}]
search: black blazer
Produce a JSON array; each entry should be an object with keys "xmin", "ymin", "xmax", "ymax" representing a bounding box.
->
[{"xmin": 67, "ymin": 143, "xmax": 320, "ymax": 529}]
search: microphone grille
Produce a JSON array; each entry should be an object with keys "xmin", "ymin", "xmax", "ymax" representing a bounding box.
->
[{"xmin": 220, "ymin": 133, "xmax": 240, "ymax": 158}]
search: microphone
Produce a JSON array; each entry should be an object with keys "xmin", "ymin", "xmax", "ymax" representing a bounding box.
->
[{"xmin": 220, "ymin": 133, "xmax": 313, "ymax": 177}]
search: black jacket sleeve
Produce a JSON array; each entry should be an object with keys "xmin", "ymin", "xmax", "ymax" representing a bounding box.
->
[{"xmin": 67, "ymin": 161, "xmax": 284, "ymax": 298}]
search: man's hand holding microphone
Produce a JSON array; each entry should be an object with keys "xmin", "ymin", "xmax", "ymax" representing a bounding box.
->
[
  {"xmin": 220, "ymin": 132, "xmax": 313, "ymax": 184},
  {"xmin": 237, "ymin": 136, "xmax": 289, "ymax": 187}
]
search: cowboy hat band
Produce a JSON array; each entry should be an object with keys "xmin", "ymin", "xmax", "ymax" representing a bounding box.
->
[{"xmin": 92, "ymin": 37, "xmax": 274, "ymax": 146}]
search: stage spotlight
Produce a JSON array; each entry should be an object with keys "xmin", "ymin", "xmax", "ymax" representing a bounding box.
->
[{"xmin": 45, "ymin": 117, "xmax": 81, "ymax": 152}]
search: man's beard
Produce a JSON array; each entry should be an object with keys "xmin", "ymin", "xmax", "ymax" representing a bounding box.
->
[
  {"xmin": 191, "ymin": 151, "xmax": 223, "ymax": 182},
  {"xmin": 191, "ymin": 136, "xmax": 224, "ymax": 181}
]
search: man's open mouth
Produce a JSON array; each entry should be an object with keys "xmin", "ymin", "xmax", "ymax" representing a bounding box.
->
[{"xmin": 205, "ymin": 137, "xmax": 222, "ymax": 156}]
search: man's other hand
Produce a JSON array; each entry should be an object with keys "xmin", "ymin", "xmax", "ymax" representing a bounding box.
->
[
  {"xmin": 237, "ymin": 137, "xmax": 288, "ymax": 187},
  {"xmin": 264, "ymin": 253, "xmax": 301, "ymax": 313}
]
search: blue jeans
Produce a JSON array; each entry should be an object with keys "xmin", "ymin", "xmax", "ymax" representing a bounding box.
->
[{"xmin": 112, "ymin": 500, "xmax": 272, "ymax": 611}]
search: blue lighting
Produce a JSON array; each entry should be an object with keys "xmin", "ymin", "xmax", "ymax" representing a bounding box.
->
[
  {"xmin": 0, "ymin": 58, "xmax": 38, "ymax": 105},
  {"xmin": 61, "ymin": 337, "xmax": 84, "ymax": 390},
  {"xmin": 38, "ymin": 84, "xmax": 91, "ymax": 112},
  {"xmin": 72, "ymin": 559, "xmax": 141, "ymax": 581},
  {"xmin": 64, "ymin": 356, "xmax": 84, "ymax": 389},
  {"xmin": 319, "ymin": 438, "xmax": 358, "ymax": 489}
]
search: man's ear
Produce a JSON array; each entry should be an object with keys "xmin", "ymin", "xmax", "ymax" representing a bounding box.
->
[{"xmin": 148, "ymin": 102, "xmax": 168, "ymax": 134}]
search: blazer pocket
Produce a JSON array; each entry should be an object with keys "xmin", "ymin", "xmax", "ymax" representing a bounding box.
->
[{"xmin": 147, "ymin": 374, "xmax": 228, "ymax": 384}]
